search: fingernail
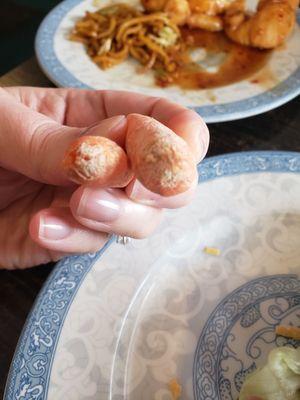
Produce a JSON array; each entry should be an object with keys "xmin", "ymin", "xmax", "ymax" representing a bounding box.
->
[
  {"xmin": 39, "ymin": 215, "xmax": 72, "ymax": 240},
  {"xmin": 128, "ymin": 180, "xmax": 159, "ymax": 205},
  {"xmin": 76, "ymin": 188, "xmax": 120, "ymax": 222},
  {"xmin": 168, "ymin": 110, "xmax": 209, "ymax": 162}
]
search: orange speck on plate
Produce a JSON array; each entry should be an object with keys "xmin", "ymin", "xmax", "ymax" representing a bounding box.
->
[
  {"xmin": 168, "ymin": 378, "xmax": 182, "ymax": 400},
  {"xmin": 275, "ymin": 325, "xmax": 300, "ymax": 340},
  {"xmin": 203, "ymin": 246, "xmax": 221, "ymax": 256}
]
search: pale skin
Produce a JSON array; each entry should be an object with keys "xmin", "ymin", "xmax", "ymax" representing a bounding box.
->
[{"xmin": 0, "ymin": 87, "xmax": 209, "ymax": 269}]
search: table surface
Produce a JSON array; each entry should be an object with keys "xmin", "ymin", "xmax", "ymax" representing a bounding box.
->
[{"xmin": 0, "ymin": 57, "xmax": 300, "ymax": 397}]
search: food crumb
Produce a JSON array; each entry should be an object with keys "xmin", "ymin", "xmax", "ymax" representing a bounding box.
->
[
  {"xmin": 275, "ymin": 325, "xmax": 300, "ymax": 340},
  {"xmin": 203, "ymin": 246, "xmax": 221, "ymax": 256},
  {"xmin": 206, "ymin": 90, "xmax": 217, "ymax": 103},
  {"xmin": 168, "ymin": 378, "xmax": 182, "ymax": 400}
]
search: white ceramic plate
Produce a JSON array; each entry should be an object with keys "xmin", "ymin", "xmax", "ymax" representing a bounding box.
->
[
  {"xmin": 35, "ymin": 0, "xmax": 300, "ymax": 123},
  {"xmin": 5, "ymin": 151, "xmax": 300, "ymax": 399}
]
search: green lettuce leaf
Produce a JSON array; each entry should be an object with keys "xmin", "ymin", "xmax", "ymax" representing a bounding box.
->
[{"xmin": 239, "ymin": 347, "xmax": 300, "ymax": 400}]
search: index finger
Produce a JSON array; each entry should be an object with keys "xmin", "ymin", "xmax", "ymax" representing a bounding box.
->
[
  {"xmin": 101, "ymin": 91, "xmax": 209, "ymax": 163},
  {"xmin": 77, "ymin": 90, "xmax": 208, "ymax": 207},
  {"xmin": 21, "ymin": 88, "xmax": 208, "ymax": 207},
  {"xmin": 6, "ymin": 87, "xmax": 209, "ymax": 161},
  {"xmin": 19, "ymin": 88, "xmax": 209, "ymax": 162}
]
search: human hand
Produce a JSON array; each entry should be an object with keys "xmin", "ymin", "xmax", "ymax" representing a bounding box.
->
[{"xmin": 0, "ymin": 87, "xmax": 209, "ymax": 269}]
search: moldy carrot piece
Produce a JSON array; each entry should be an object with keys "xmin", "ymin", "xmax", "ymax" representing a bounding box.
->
[
  {"xmin": 168, "ymin": 378, "xmax": 182, "ymax": 400},
  {"xmin": 126, "ymin": 114, "xmax": 197, "ymax": 196},
  {"xmin": 63, "ymin": 135, "xmax": 133, "ymax": 187}
]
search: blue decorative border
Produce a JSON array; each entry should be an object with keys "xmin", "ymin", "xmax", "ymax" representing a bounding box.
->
[
  {"xmin": 4, "ymin": 239, "xmax": 114, "ymax": 400},
  {"xmin": 198, "ymin": 151, "xmax": 300, "ymax": 181},
  {"xmin": 193, "ymin": 274, "xmax": 300, "ymax": 400},
  {"xmin": 4, "ymin": 151, "xmax": 300, "ymax": 399},
  {"xmin": 34, "ymin": 0, "xmax": 300, "ymax": 123}
]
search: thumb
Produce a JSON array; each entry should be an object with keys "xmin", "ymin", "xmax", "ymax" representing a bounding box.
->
[{"xmin": 0, "ymin": 91, "xmax": 126, "ymax": 186}]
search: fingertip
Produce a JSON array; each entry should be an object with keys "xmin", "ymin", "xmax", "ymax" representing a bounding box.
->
[
  {"xmin": 83, "ymin": 115, "xmax": 128, "ymax": 147},
  {"xmin": 29, "ymin": 207, "xmax": 108, "ymax": 253},
  {"xmin": 167, "ymin": 109, "xmax": 209, "ymax": 162},
  {"xmin": 70, "ymin": 186, "xmax": 121, "ymax": 225},
  {"xmin": 29, "ymin": 212, "xmax": 41, "ymax": 242},
  {"xmin": 29, "ymin": 207, "xmax": 74, "ymax": 245},
  {"xmin": 126, "ymin": 179, "xmax": 161, "ymax": 206},
  {"xmin": 69, "ymin": 186, "xmax": 82, "ymax": 217},
  {"xmin": 126, "ymin": 176, "xmax": 198, "ymax": 209},
  {"xmin": 70, "ymin": 184, "xmax": 163, "ymax": 238}
]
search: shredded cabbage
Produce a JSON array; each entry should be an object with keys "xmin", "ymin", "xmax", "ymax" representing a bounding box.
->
[
  {"xmin": 239, "ymin": 347, "xmax": 300, "ymax": 400},
  {"xmin": 97, "ymin": 38, "xmax": 112, "ymax": 55},
  {"xmin": 150, "ymin": 26, "xmax": 178, "ymax": 48}
]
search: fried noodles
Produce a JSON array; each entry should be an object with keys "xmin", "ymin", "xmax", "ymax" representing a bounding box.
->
[{"xmin": 70, "ymin": 3, "xmax": 182, "ymax": 73}]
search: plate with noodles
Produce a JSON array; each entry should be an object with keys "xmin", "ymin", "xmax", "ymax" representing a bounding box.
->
[{"xmin": 35, "ymin": 0, "xmax": 300, "ymax": 123}]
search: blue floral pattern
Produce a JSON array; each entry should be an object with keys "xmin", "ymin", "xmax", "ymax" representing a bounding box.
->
[
  {"xmin": 4, "ymin": 242, "xmax": 113, "ymax": 400},
  {"xmin": 193, "ymin": 275, "xmax": 300, "ymax": 400},
  {"xmin": 198, "ymin": 151, "xmax": 300, "ymax": 181}
]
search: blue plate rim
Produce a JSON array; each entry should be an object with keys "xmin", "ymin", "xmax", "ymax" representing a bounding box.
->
[
  {"xmin": 34, "ymin": 0, "xmax": 300, "ymax": 123},
  {"xmin": 193, "ymin": 273, "xmax": 300, "ymax": 399},
  {"xmin": 4, "ymin": 150, "xmax": 300, "ymax": 399}
]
